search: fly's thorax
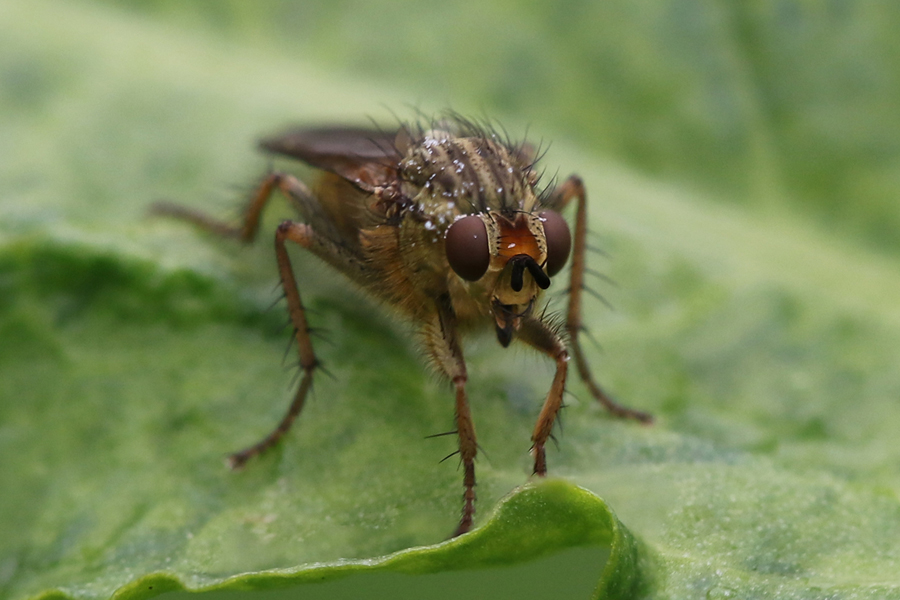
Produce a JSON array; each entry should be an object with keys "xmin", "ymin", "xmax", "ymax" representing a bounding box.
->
[{"xmin": 398, "ymin": 130, "xmax": 539, "ymax": 214}]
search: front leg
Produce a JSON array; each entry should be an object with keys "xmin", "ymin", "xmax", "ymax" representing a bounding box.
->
[
  {"xmin": 546, "ymin": 175, "xmax": 653, "ymax": 423},
  {"xmin": 422, "ymin": 294, "xmax": 477, "ymax": 536},
  {"xmin": 517, "ymin": 317, "xmax": 569, "ymax": 476}
]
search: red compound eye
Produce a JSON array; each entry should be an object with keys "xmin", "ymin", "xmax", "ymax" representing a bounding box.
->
[
  {"xmin": 539, "ymin": 211, "xmax": 571, "ymax": 277},
  {"xmin": 445, "ymin": 215, "xmax": 490, "ymax": 281}
]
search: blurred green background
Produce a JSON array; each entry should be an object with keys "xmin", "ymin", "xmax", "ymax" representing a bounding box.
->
[
  {"xmin": 3, "ymin": 1, "xmax": 900, "ymax": 599},
  {"xmin": 85, "ymin": 0, "xmax": 900, "ymax": 252}
]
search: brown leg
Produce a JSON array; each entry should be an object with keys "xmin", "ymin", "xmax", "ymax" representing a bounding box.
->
[
  {"xmin": 518, "ymin": 317, "xmax": 569, "ymax": 476},
  {"xmin": 152, "ymin": 175, "xmax": 326, "ymax": 467},
  {"xmin": 423, "ymin": 294, "xmax": 477, "ymax": 536},
  {"xmin": 153, "ymin": 175, "xmax": 372, "ymax": 468},
  {"xmin": 228, "ymin": 220, "xmax": 321, "ymax": 468},
  {"xmin": 547, "ymin": 175, "xmax": 653, "ymax": 423},
  {"xmin": 150, "ymin": 172, "xmax": 309, "ymax": 243},
  {"xmin": 452, "ymin": 376, "xmax": 477, "ymax": 536}
]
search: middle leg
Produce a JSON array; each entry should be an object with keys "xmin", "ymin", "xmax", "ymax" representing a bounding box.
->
[
  {"xmin": 229, "ymin": 217, "xmax": 369, "ymax": 467},
  {"xmin": 227, "ymin": 220, "xmax": 322, "ymax": 469}
]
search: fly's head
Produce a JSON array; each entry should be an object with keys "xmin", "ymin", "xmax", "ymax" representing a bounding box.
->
[
  {"xmin": 391, "ymin": 122, "xmax": 572, "ymax": 347},
  {"xmin": 445, "ymin": 209, "xmax": 571, "ymax": 346}
]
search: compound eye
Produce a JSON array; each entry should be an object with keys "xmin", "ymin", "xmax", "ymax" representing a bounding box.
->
[
  {"xmin": 445, "ymin": 215, "xmax": 490, "ymax": 281},
  {"xmin": 539, "ymin": 211, "xmax": 571, "ymax": 277}
]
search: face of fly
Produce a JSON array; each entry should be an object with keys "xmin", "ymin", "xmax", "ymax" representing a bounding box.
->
[{"xmin": 445, "ymin": 208, "xmax": 571, "ymax": 346}]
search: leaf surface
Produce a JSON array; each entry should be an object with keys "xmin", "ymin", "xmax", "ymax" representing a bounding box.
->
[{"xmin": 2, "ymin": 2, "xmax": 900, "ymax": 599}]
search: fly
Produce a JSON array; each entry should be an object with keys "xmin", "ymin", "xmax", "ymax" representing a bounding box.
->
[{"xmin": 152, "ymin": 116, "xmax": 652, "ymax": 537}]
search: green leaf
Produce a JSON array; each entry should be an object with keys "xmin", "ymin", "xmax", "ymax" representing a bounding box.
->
[{"xmin": 3, "ymin": 1, "xmax": 900, "ymax": 599}]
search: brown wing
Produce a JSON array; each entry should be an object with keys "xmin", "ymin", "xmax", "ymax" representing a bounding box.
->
[{"xmin": 260, "ymin": 127, "xmax": 402, "ymax": 193}]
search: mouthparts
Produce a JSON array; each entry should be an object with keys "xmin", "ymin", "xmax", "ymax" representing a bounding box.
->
[{"xmin": 508, "ymin": 254, "xmax": 551, "ymax": 292}]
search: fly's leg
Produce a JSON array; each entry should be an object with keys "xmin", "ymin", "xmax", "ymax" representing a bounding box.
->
[
  {"xmin": 452, "ymin": 376, "xmax": 477, "ymax": 537},
  {"xmin": 547, "ymin": 175, "xmax": 653, "ymax": 423},
  {"xmin": 423, "ymin": 294, "xmax": 477, "ymax": 536},
  {"xmin": 227, "ymin": 220, "xmax": 322, "ymax": 469},
  {"xmin": 154, "ymin": 174, "xmax": 367, "ymax": 468},
  {"xmin": 151, "ymin": 172, "xmax": 307, "ymax": 243},
  {"xmin": 517, "ymin": 317, "xmax": 569, "ymax": 475}
]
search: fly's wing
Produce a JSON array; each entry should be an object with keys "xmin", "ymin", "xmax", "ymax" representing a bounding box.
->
[
  {"xmin": 260, "ymin": 127, "xmax": 402, "ymax": 193},
  {"xmin": 260, "ymin": 127, "xmax": 408, "ymax": 247}
]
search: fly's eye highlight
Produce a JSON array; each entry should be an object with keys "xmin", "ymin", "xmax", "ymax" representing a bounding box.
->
[
  {"xmin": 539, "ymin": 211, "xmax": 571, "ymax": 277},
  {"xmin": 445, "ymin": 215, "xmax": 490, "ymax": 281}
]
